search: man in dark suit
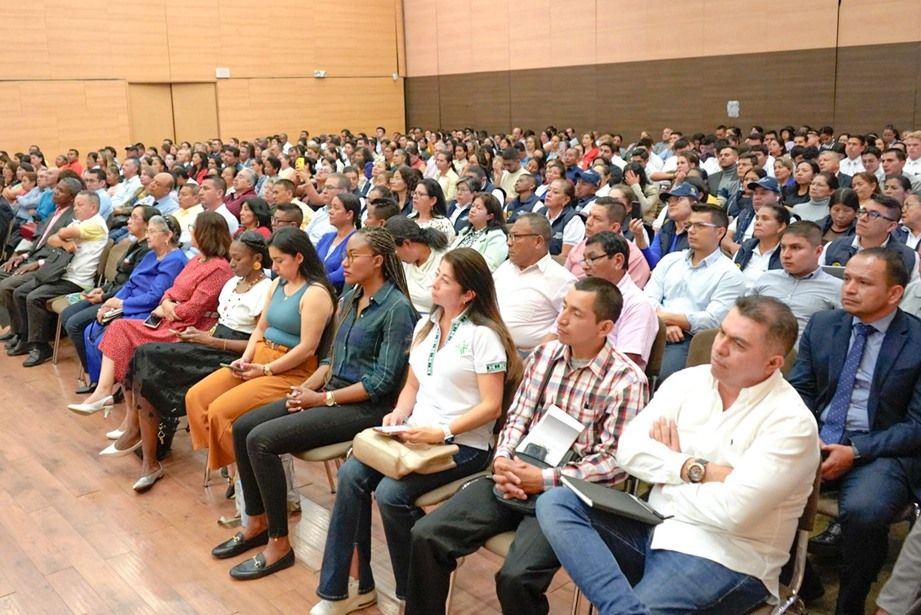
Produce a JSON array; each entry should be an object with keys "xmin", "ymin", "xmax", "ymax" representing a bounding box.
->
[
  {"xmin": 788, "ymin": 247, "xmax": 921, "ymax": 614},
  {"xmin": 0, "ymin": 176, "xmax": 79, "ymax": 346}
]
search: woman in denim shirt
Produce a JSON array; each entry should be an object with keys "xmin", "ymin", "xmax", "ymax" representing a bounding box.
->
[{"xmin": 210, "ymin": 227, "xmax": 417, "ymax": 581}]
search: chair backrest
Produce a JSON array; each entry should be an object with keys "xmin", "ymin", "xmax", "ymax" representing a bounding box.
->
[
  {"xmin": 781, "ymin": 348, "xmax": 798, "ymax": 378},
  {"xmin": 645, "ymin": 317, "xmax": 667, "ymax": 387},
  {"xmin": 93, "ymin": 239, "xmax": 114, "ymax": 285},
  {"xmin": 103, "ymin": 238, "xmax": 131, "ymax": 283},
  {"xmin": 685, "ymin": 328, "xmax": 719, "ymax": 369},
  {"xmin": 494, "ymin": 367, "xmax": 525, "ymax": 435},
  {"xmin": 800, "ymin": 461, "xmax": 823, "ymax": 531}
]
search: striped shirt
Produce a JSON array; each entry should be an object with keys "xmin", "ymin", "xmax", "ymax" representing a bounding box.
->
[{"xmin": 495, "ymin": 339, "xmax": 649, "ymax": 488}]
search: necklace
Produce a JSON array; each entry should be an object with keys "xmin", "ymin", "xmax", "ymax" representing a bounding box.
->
[{"xmin": 236, "ymin": 273, "xmax": 265, "ymax": 294}]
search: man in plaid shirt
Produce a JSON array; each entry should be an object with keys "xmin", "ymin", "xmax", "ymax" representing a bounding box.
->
[{"xmin": 405, "ymin": 277, "xmax": 649, "ymax": 615}]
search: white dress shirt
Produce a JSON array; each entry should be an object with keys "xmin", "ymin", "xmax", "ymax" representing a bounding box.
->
[
  {"xmin": 617, "ymin": 366, "xmax": 820, "ymax": 602},
  {"xmin": 494, "ymin": 253, "xmax": 576, "ymax": 352}
]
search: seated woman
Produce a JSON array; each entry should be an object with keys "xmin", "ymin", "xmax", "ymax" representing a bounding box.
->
[
  {"xmin": 113, "ymin": 232, "xmax": 273, "ymax": 492},
  {"xmin": 818, "ymin": 187, "xmax": 859, "ymax": 243},
  {"xmin": 62, "ymin": 204, "xmax": 159, "ymax": 394},
  {"xmin": 186, "ymin": 227, "xmax": 336, "ymax": 472},
  {"xmin": 67, "ymin": 212, "xmax": 233, "ymax": 419},
  {"xmin": 316, "ymin": 192, "xmax": 360, "ymax": 294},
  {"xmin": 732, "ymin": 202, "xmax": 789, "ymax": 287},
  {"xmin": 309, "ymin": 248, "xmax": 520, "ymax": 613},
  {"xmin": 408, "ymin": 178, "xmax": 456, "ymax": 243},
  {"xmin": 385, "ymin": 215, "xmax": 448, "ymax": 315},
  {"xmin": 791, "ymin": 171, "xmax": 837, "ymax": 222},
  {"xmin": 208, "ymin": 227, "xmax": 417, "ymax": 582},
  {"xmin": 234, "ymin": 197, "xmax": 272, "ymax": 239},
  {"xmin": 450, "ymin": 192, "xmax": 508, "ymax": 271}
]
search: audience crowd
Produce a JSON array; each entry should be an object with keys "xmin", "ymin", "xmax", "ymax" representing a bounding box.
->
[{"xmin": 2, "ymin": 121, "xmax": 921, "ymax": 615}]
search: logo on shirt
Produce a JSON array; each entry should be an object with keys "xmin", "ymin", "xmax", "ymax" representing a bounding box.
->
[{"xmin": 485, "ymin": 362, "xmax": 507, "ymax": 373}]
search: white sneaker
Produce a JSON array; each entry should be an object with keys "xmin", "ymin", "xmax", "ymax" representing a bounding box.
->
[{"xmin": 308, "ymin": 586, "xmax": 377, "ymax": 615}]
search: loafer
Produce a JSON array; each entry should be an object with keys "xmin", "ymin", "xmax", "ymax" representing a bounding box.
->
[
  {"xmin": 808, "ymin": 520, "xmax": 843, "ymax": 557},
  {"xmin": 6, "ymin": 341, "xmax": 28, "ymax": 356},
  {"xmin": 212, "ymin": 530, "xmax": 269, "ymax": 559},
  {"xmin": 22, "ymin": 344, "xmax": 53, "ymax": 367},
  {"xmin": 75, "ymin": 382, "xmax": 97, "ymax": 395},
  {"xmin": 229, "ymin": 549, "xmax": 295, "ymax": 580},
  {"xmin": 132, "ymin": 464, "xmax": 165, "ymax": 493},
  {"xmin": 0, "ymin": 329, "xmax": 15, "ymax": 341},
  {"xmin": 3, "ymin": 333, "xmax": 19, "ymax": 347}
]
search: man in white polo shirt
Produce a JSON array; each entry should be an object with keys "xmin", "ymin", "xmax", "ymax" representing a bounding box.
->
[
  {"xmin": 199, "ymin": 176, "xmax": 239, "ymax": 236},
  {"xmin": 493, "ymin": 213, "xmax": 575, "ymax": 355}
]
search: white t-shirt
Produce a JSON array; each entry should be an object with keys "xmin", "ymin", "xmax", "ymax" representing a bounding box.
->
[
  {"xmin": 63, "ymin": 214, "xmax": 109, "ymax": 288},
  {"xmin": 216, "ymin": 276, "xmax": 273, "ymax": 333},
  {"xmin": 404, "ymin": 248, "xmax": 446, "ymax": 315},
  {"xmin": 407, "ymin": 311, "xmax": 508, "ymax": 450}
]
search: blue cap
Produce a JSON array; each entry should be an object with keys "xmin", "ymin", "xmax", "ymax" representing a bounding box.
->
[
  {"xmin": 661, "ymin": 181, "xmax": 700, "ymax": 201},
  {"xmin": 574, "ymin": 168, "xmax": 602, "ymax": 186},
  {"xmin": 747, "ymin": 176, "xmax": 781, "ymax": 193}
]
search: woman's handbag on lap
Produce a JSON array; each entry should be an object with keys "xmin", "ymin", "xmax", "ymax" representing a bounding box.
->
[{"xmin": 351, "ymin": 428, "xmax": 458, "ymax": 479}]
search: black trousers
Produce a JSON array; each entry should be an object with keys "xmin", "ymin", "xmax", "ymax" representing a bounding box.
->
[
  {"xmin": 13, "ymin": 276, "xmax": 81, "ymax": 344},
  {"xmin": 405, "ymin": 476, "xmax": 560, "ymax": 615},
  {"xmin": 0, "ymin": 269, "xmax": 38, "ymax": 332}
]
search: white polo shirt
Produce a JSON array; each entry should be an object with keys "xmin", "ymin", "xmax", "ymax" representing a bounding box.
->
[
  {"xmin": 493, "ymin": 253, "xmax": 576, "ymax": 352},
  {"xmin": 63, "ymin": 213, "xmax": 109, "ymax": 288},
  {"xmin": 407, "ymin": 310, "xmax": 508, "ymax": 450}
]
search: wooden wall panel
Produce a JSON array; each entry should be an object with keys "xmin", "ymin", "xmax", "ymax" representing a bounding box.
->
[
  {"xmin": 171, "ymin": 84, "xmax": 219, "ymax": 144},
  {"xmin": 0, "ymin": 81, "xmax": 130, "ymax": 158},
  {"xmin": 838, "ymin": 0, "xmax": 921, "ymax": 47},
  {"xmin": 833, "ymin": 43, "xmax": 919, "ymax": 133},
  {"xmin": 510, "ymin": 66, "xmax": 597, "ymax": 133},
  {"xmin": 438, "ymin": 73, "xmax": 510, "ymax": 134},
  {"xmin": 403, "ymin": 0, "xmax": 438, "ymax": 76},
  {"xmin": 165, "ymin": 0, "xmax": 220, "ymax": 82},
  {"xmin": 434, "ymin": 1, "xmax": 473, "ymax": 76},
  {"xmin": 404, "ymin": 77, "xmax": 441, "ymax": 129},
  {"xmin": 507, "ymin": 0, "xmax": 553, "ymax": 71},
  {"xmin": 217, "ymin": 78, "xmax": 405, "ymax": 140},
  {"xmin": 469, "ymin": 0, "xmax": 511, "ymax": 74},
  {"xmin": 314, "ymin": 1, "xmax": 399, "ymax": 76},
  {"xmin": 549, "ymin": 1, "xmax": 595, "ymax": 68},
  {"xmin": 104, "ymin": 3, "xmax": 172, "ymax": 82},
  {"xmin": 128, "ymin": 84, "xmax": 175, "ymax": 146}
]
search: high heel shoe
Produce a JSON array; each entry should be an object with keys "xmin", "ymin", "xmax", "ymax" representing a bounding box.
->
[
  {"xmin": 105, "ymin": 428, "xmax": 126, "ymax": 440},
  {"xmin": 99, "ymin": 439, "xmax": 141, "ymax": 457},
  {"xmin": 132, "ymin": 464, "xmax": 165, "ymax": 493},
  {"xmin": 67, "ymin": 396, "xmax": 114, "ymax": 416}
]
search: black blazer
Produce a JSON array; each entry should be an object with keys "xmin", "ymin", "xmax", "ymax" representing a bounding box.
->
[
  {"xmin": 27, "ymin": 206, "xmax": 75, "ymax": 260},
  {"xmin": 788, "ymin": 309, "xmax": 921, "ymax": 497}
]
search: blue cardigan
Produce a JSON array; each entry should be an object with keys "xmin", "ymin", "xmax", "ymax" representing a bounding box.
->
[
  {"xmin": 316, "ymin": 229, "xmax": 355, "ymax": 293},
  {"xmin": 114, "ymin": 248, "xmax": 188, "ymax": 317}
]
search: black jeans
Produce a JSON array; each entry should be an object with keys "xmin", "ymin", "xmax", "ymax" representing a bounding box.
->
[
  {"xmin": 405, "ymin": 476, "xmax": 560, "ymax": 615},
  {"xmin": 61, "ymin": 299, "xmax": 100, "ymax": 372},
  {"xmin": 232, "ymin": 393, "xmax": 390, "ymax": 538},
  {"xmin": 0, "ymin": 269, "xmax": 37, "ymax": 331}
]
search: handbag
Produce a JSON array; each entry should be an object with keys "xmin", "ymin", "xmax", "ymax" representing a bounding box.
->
[
  {"xmin": 351, "ymin": 428, "xmax": 458, "ymax": 479},
  {"xmin": 33, "ymin": 247, "xmax": 74, "ymax": 284}
]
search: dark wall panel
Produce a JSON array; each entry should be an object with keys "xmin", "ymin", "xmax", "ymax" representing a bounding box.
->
[
  {"xmin": 834, "ymin": 42, "xmax": 919, "ymax": 133},
  {"xmin": 404, "ymin": 76, "xmax": 440, "ymax": 129},
  {"xmin": 406, "ymin": 44, "xmax": 915, "ymax": 135}
]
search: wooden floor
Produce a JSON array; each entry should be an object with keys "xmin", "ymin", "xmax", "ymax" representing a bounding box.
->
[{"xmin": 0, "ymin": 335, "xmax": 905, "ymax": 614}]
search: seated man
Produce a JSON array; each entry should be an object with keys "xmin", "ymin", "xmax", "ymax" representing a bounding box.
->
[
  {"xmin": 789, "ymin": 248, "xmax": 921, "ymax": 614},
  {"xmin": 11, "ymin": 190, "xmax": 108, "ymax": 366},
  {"xmin": 822, "ymin": 193, "xmax": 919, "ymax": 282},
  {"xmin": 573, "ymin": 167, "xmax": 601, "ymax": 213},
  {"xmin": 749, "ymin": 221, "xmax": 841, "ymax": 344},
  {"xmin": 644, "ymin": 203, "xmax": 747, "ymax": 382},
  {"xmin": 566, "ymin": 196, "xmax": 650, "ymax": 288},
  {"xmin": 269, "ymin": 202, "xmax": 304, "ymax": 232},
  {"xmin": 271, "ymin": 178, "xmax": 312, "ymax": 230},
  {"xmin": 630, "ymin": 181, "xmax": 697, "ymax": 269},
  {"xmin": 503, "ymin": 173, "xmax": 540, "ymax": 223},
  {"xmin": 405, "ymin": 278, "xmax": 649, "ymax": 615},
  {"xmin": 493, "ymin": 213, "xmax": 576, "ymax": 355},
  {"xmin": 537, "ymin": 295, "xmax": 820, "ymax": 614}
]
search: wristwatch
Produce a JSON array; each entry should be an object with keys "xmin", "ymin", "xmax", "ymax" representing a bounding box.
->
[
  {"xmin": 686, "ymin": 458, "xmax": 709, "ymax": 483},
  {"xmin": 262, "ymin": 364, "xmax": 273, "ymax": 377},
  {"xmin": 325, "ymin": 391, "xmax": 337, "ymax": 407},
  {"xmin": 441, "ymin": 425, "xmax": 455, "ymax": 444}
]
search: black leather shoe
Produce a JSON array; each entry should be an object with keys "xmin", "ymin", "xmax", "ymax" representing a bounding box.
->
[
  {"xmin": 6, "ymin": 341, "xmax": 28, "ymax": 356},
  {"xmin": 229, "ymin": 549, "xmax": 294, "ymax": 580},
  {"xmin": 75, "ymin": 382, "xmax": 97, "ymax": 395},
  {"xmin": 4, "ymin": 334, "xmax": 20, "ymax": 349},
  {"xmin": 112, "ymin": 385, "xmax": 125, "ymax": 404},
  {"xmin": 808, "ymin": 521, "xmax": 843, "ymax": 557},
  {"xmin": 22, "ymin": 344, "xmax": 53, "ymax": 367},
  {"xmin": 211, "ymin": 530, "xmax": 269, "ymax": 560},
  {"xmin": 0, "ymin": 329, "xmax": 15, "ymax": 341}
]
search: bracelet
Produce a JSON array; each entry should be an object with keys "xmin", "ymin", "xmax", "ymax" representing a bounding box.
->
[{"xmin": 222, "ymin": 340, "xmax": 227, "ymax": 351}]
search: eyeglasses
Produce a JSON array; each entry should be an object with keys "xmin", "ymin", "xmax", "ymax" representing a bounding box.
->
[
  {"xmin": 686, "ymin": 222, "xmax": 720, "ymax": 231},
  {"xmin": 856, "ymin": 208, "xmax": 898, "ymax": 222},
  {"xmin": 580, "ymin": 253, "xmax": 610, "ymax": 267},
  {"xmin": 507, "ymin": 232, "xmax": 540, "ymax": 242},
  {"xmin": 343, "ymin": 251, "xmax": 375, "ymax": 263},
  {"xmin": 271, "ymin": 217, "xmax": 298, "ymax": 226}
]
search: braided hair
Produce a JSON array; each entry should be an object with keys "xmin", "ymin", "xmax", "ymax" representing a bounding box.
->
[
  {"xmin": 357, "ymin": 226, "xmax": 415, "ymax": 312},
  {"xmin": 235, "ymin": 230, "xmax": 270, "ymax": 268}
]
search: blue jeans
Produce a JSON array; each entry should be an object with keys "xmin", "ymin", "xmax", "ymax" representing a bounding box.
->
[
  {"xmin": 61, "ymin": 300, "xmax": 100, "ymax": 373},
  {"xmin": 317, "ymin": 446, "xmax": 491, "ymax": 602},
  {"xmin": 536, "ymin": 488, "xmax": 769, "ymax": 615},
  {"xmin": 658, "ymin": 336, "xmax": 693, "ymax": 383}
]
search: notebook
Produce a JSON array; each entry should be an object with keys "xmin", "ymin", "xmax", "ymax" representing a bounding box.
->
[{"xmin": 561, "ymin": 476, "xmax": 671, "ymax": 526}]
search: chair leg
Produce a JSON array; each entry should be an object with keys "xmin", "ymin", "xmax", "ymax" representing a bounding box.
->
[
  {"xmin": 202, "ymin": 466, "xmax": 211, "ymax": 488},
  {"xmin": 323, "ymin": 460, "xmax": 337, "ymax": 494},
  {"xmin": 570, "ymin": 586, "xmax": 582, "ymax": 615},
  {"xmin": 52, "ymin": 313, "xmax": 62, "ymax": 365}
]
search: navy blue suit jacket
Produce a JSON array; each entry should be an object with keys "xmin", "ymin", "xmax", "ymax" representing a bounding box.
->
[{"xmin": 788, "ymin": 308, "xmax": 921, "ymax": 496}]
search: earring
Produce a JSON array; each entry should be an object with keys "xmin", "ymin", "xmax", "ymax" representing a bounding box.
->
[{"xmin": 253, "ymin": 262, "xmax": 261, "ymax": 271}]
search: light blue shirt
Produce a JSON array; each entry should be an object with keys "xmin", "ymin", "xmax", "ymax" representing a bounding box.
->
[
  {"xmin": 644, "ymin": 247, "xmax": 747, "ymax": 333},
  {"xmin": 819, "ymin": 309, "xmax": 897, "ymax": 433},
  {"xmin": 306, "ymin": 206, "xmax": 333, "ymax": 245},
  {"xmin": 748, "ymin": 267, "xmax": 842, "ymax": 344},
  {"xmin": 95, "ymin": 188, "xmax": 113, "ymax": 221}
]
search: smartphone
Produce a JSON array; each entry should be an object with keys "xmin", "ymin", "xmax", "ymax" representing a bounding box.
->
[
  {"xmin": 219, "ymin": 362, "xmax": 236, "ymax": 370},
  {"xmin": 143, "ymin": 313, "xmax": 163, "ymax": 329},
  {"xmin": 295, "ymin": 157, "xmax": 305, "ymax": 170},
  {"xmin": 374, "ymin": 425, "xmax": 411, "ymax": 435}
]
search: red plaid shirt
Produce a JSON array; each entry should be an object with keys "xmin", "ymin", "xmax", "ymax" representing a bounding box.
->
[{"xmin": 495, "ymin": 339, "xmax": 649, "ymax": 487}]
